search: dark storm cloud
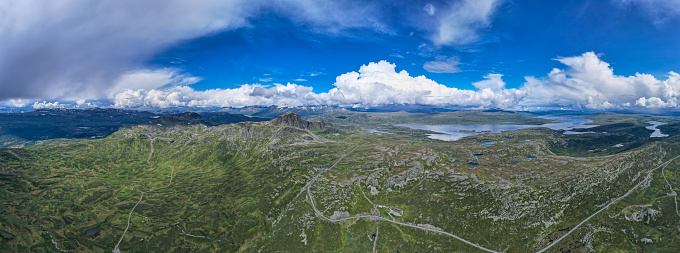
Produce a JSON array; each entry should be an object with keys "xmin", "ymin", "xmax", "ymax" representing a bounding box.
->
[
  {"xmin": 0, "ymin": 0, "xmax": 259, "ymax": 101},
  {"xmin": 0, "ymin": 0, "xmax": 394, "ymax": 102}
]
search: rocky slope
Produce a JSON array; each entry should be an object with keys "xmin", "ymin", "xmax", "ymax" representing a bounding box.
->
[{"xmin": 268, "ymin": 112, "xmax": 333, "ymax": 131}]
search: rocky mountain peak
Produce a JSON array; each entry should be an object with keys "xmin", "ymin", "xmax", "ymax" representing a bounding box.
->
[{"xmin": 269, "ymin": 112, "xmax": 333, "ymax": 130}]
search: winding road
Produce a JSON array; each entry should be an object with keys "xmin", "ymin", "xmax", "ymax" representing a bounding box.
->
[
  {"xmin": 306, "ymin": 145, "xmax": 501, "ymax": 253},
  {"xmin": 114, "ymin": 136, "xmax": 175, "ymax": 253},
  {"xmin": 307, "ymin": 144, "xmax": 680, "ymax": 253},
  {"xmin": 372, "ymin": 221, "xmax": 379, "ymax": 253},
  {"xmin": 535, "ymin": 155, "xmax": 680, "ymax": 253}
]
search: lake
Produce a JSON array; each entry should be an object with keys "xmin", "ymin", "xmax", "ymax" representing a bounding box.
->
[
  {"xmin": 646, "ymin": 121, "xmax": 669, "ymax": 137},
  {"xmin": 395, "ymin": 116, "xmax": 599, "ymax": 141}
]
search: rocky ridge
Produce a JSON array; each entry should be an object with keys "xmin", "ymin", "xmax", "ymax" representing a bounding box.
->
[{"xmin": 268, "ymin": 112, "xmax": 333, "ymax": 131}]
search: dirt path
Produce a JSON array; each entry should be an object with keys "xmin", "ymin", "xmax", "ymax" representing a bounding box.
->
[
  {"xmin": 114, "ymin": 192, "xmax": 144, "ymax": 253},
  {"xmin": 145, "ymin": 136, "xmax": 154, "ymax": 163},
  {"xmin": 358, "ymin": 182, "xmax": 375, "ymax": 207},
  {"xmin": 114, "ymin": 136, "xmax": 175, "ymax": 253},
  {"xmin": 372, "ymin": 221, "xmax": 379, "ymax": 253}
]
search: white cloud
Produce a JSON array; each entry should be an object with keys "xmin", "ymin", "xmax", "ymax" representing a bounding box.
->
[
  {"xmin": 17, "ymin": 52, "xmax": 680, "ymax": 111},
  {"xmin": 324, "ymin": 61, "xmax": 525, "ymax": 108},
  {"xmin": 424, "ymin": 3, "xmax": 436, "ymax": 16},
  {"xmin": 106, "ymin": 69, "xmax": 201, "ymax": 99},
  {"xmin": 433, "ymin": 0, "xmax": 503, "ymax": 46},
  {"xmin": 4, "ymin": 99, "xmax": 30, "ymax": 108},
  {"xmin": 521, "ymin": 52, "xmax": 680, "ymax": 109},
  {"xmin": 33, "ymin": 101, "xmax": 65, "ymax": 109},
  {"xmin": 308, "ymin": 71, "xmax": 326, "ymax": 77},
  {"xmin": 111, "ymin": 60, "xmax": 526, "ymax": 109},
  {"xmin": 423, "ymin": 57, "xmax": 461, "ymax": 73},
  {"xmin": 259, "ymin": 77, "xmax": 273, "ymax": 82},
  {"xmin": 294, "ymin": 78, "xmax": 308, "ymax": 82},
  {"xmin": 635, "ymin": 97, "xmax": 677, "ymax": 108},
  {"xmin": 113, "ymin": 83, "xmax": 322, "ymax": 108},
  {"xmin": 615, "ymin": 0, "xmax": 680, "ymax": 25},
  {"xmin": 472, "ymin": 74, "xmax": 505, "ymax": 91},
  {"xmin": 75, "ymin": 99, "xmax": 97, "ymax": 108}
]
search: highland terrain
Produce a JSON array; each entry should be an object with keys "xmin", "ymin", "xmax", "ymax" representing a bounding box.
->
[{"xmin": 1, "ymin": 109, "xmax": 680, "ymax": 252}]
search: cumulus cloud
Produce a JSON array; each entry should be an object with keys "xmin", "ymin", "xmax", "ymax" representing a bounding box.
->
[
  {"xmin": 326, "ymin": 61, "xmax": 525, "ymax": 108},
  {"xmin": 113, "ymin": 83, "xmax": 321, "ymax": 108},
  {"xmin": 4, "ymin": 99, "xmax": 30, "ymax": 108},
  {"xmin": 33, "ymin": 101, "xmax": 65, "ymax": 109},
  {"xmin": 521, "ymin": 52, "xmax": 680, "ymax": 109},
  {"xmin": 108, "ymin": 55, "xmax": 680, "ymax": 110},
  {"xmin": 423, "ymin": 57, "xmax": 462, "ymax": 73},
  {"xmin": 433, "ymin": 0, "xmax": 503, "ymax": 46},
  {"xmin": 111, "ymin": 61, "xmax": 526, "ymax": 109},
  {"xmin": 472, "ymin": 74, "xmax": 506, "ymax": 91},
  {"xmin": 635, "ymin": 97, "xmax": 677, "ymax": 108},
  {"xmin": 75, "ymin": 99, "xmax": 98, "ymax": 108},
  {"xmin": 11, "ymin": 46, "xmax": 680, "ymax": 111}
]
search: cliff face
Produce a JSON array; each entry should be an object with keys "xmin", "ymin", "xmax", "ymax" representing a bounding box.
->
[{"xmin": 268, "ymin": 112, "xmax": 333, "ymax": 130}]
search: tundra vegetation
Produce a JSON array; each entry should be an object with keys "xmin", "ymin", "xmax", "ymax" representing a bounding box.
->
[{"xmin": 1, "ymin": 110, "xmax": 679, "ymax": 252}]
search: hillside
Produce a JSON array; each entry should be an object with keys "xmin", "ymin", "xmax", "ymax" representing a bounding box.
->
[{"xmin": 0, "ymin": 111, "xmax": 679, "ymax": 252}]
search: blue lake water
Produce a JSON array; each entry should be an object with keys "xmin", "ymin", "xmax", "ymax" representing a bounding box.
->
[
  {"xmin": 366, "ymin": 129, "xmax": 391, "ymax": 134},
  {"xmin": 646, "ymin": 121, "xmax": 669, "ymax": 137},
  {"xmin": 395, "ymin": 116, "xmax": 599, "ymax": 141}
]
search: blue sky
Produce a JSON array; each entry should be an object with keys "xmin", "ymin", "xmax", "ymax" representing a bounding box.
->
[
  {"xmin": 152, "ymin": 0, "xmax": 680, "ymax": 92},
  {"xmin": 1, "ymin": 0, "xmax": 680, "ymax": 110}
]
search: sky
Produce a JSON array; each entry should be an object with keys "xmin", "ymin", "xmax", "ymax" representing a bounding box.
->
[{"xmin": 1, "ymin": 0, "xmax": 680, "ymax": 111}]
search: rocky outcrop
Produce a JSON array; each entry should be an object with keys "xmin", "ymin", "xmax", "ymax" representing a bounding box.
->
[
  {"xmin": 268, "ymin": 112, "xmax": 333, "ymax": 131},
  {"xmin": 239, "ymin": 127, "xmax": 269, "ymax": 139}
]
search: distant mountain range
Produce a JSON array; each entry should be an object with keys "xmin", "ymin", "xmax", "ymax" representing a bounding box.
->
[{"xmin": 0, "ymin": 109, "xmax": 267, "ymax": 147}]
